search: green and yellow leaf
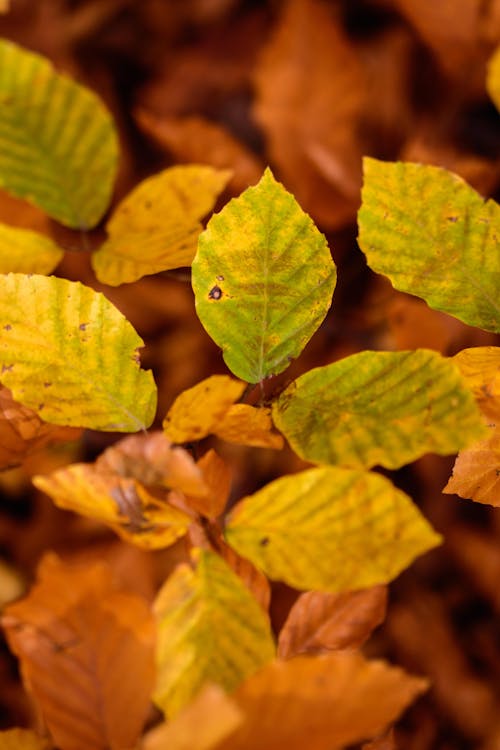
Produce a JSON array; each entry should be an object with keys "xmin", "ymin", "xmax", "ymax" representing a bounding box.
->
[
  {"xmin": 192, "ymin": 168, "xmax": 336, "ymax": 382},
  {"xmin": 487, "ymin": 44, "xmax": 500, "ymax": 112},
  {"xmin": 272, "ymin": 349, "xmax": 486, "ymax": 469},
  {"xmin": 154, "ymin": 548, "xmax": 275, "ymax": 717},
  {"xmin": 163, "ymin": 375, "xmax": 245, "ymax": 443},
  {"xmin": 225, "ymin": 466, "xmax": 441, "ymax": 593},
  {"xmin": 92, "ymin": 165, "xmax": 231, "ymax": 286},
  {"xmin": 0, "ymin": 222, "xmax": 63, "ymax": 274},
  {"xmin": 358, "ymin": 158, "xmax": 500, "ymax": 332},
  {"xmin": 0, "ymin": 40, "xmax": 118, "ymax": 228},
  {"xmin": 0, "ymin": 274, "xmax": 156, "ymax": 431}
]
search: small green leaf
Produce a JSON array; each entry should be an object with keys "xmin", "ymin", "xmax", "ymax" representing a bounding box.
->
[
  {"xmin": 272, "ymin": 349, "xmax": 486, "ymax": 470},
  {"xmin": 358, "ymin": 158, "xmax": 500, "ymax": 332},
  {"xmin": 225, "ymin": 466, "xmax": 441, "ymax": 593},
  {"xmin": 0, "ymin": 274, "xmax": 157, "ymax": 431},
  {"xmin": 0, "ymin": 40, "xmax": 118, "ymax": 228},
  {"xmin": 0, "ymin": 222, "xmax": 63, "ymax": 274},
  {"xmin": 192, "ymin": 168, "xmax": 336, "ymax": 383},
  {"xmin": 154, "ymin": 548, "xmax": 275, "ymax": 718},
  {"xmin": 487, "ymin": 44, "xmax": 500, "ymax": 112}
]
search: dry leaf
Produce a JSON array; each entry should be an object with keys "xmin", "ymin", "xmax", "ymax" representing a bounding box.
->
[
  {"xmin": 253, "ymin": 0, "xmax": 365, "ymax": 229},
  {"xmin": 188, "ymin": 449, "xmax": 232, "ymax": 519},
  {"xmin": 214, "ymin": 404, "xmax": 284, "ymax": 450},
  {"xmin": 278, "ymin": 586, "xmax": 387, "ymax": 659},
  {"xmin": 219, "ymin": 541, "xmax": 271, "ymax": 612},
  {"xmin": 443, "ymin": 422, "xmax": 500, "ymax": 506},
  {"xmin": 2, "ymin": 554, "xmax": 155, "ymax": 750},
  {"xmin": 0, "ymin": 386, "xmax": 80, "ymax": 470}
]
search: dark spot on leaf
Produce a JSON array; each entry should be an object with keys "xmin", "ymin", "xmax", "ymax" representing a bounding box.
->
[
  {"xmin": 447, "ymin": 216, "xmax": 458, "ymax": 223},
  {"xmin": 3, "ymin": 324, "xmax": 12, "ymax": 331},
  {"xmin": 132, "ymin": 349, "xmax": 141, "ymax": 364},
  {"xmin": 209, "ymin": 286, "xmax": 223, "ymax": 300},
  {"xmin": 43, "ymin": 382, "xmax": 52, "ymax": 388},
  {"xmin": 144, "ymin": 200, "xmax": 152, "ymax": 209},
  {"xmin": 2, "ymin": 364, "xmax": 13, "ymax": 373},
  {"xmin": 38, "ymin": 404, "xmax": 44, "ymax": 411},
  {"xmin": 79, "ymin": 323, "xmax": 88, "ymax": 331},
  {"xmin": 259, "ymin": 537, "xmax": 270, "ymax": 547},
  {"xmin": 216, "ymin": 275, "xmax": 224, "ymax": 281}
]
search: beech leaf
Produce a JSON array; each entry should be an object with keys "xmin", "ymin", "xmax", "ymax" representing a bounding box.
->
[
  {"xmin": 0, "ymin": 274, "xmax": 157, "ymax": 431},
  {"xmin": 224, "ymin": 466, "xmax": 442, "ymax": 593},
  {"xmin": 214, "ymin": 404, "xmax": 284, "ymax": 449},
  {"xmin": 487, "ymin": 45, "xmax": 500, "ymax": 112},
  {"xmin": 277, "ymin": 586, "xmax": 387, "ymax": 659},
  {"xmin": 163, "ymin": 375, "xmax": 245, "ymax": 443},
  {"xmin": 2, "ymin": 554, "xmax": 155, "ymax": 750},
  {"xmin": 154, "ymin": 548, "xmax": 275, "ymax": 718},
  {"xmin": 443, "ymin": 423, "xmax": 500, "ymax": 507},
  {"xmin": 189, "ymin": 449, "xmax": 232, "ymax": 519},
  {"xmin": 214, "ymin": 651, "xmax": 428, "ymax": 750},
  {"xmin": 0, "ymin": 40, "xmax": 118, "ymax": 228},
  {"xmin": 0, "ymin": 730, "xmax": 48, "ymax": 750},
  {"xmin": 0, "ymin": 222, "xmax": 63, "ymax": 275},
  {"xmin": 358, "ymin": 158, "xmax": 500, "ymax": 332},
  {"xmin": 192, "ymin": 168, "xmax": 336, "ymax": 383},
  {"xmin": 92, "ymin": 165, "xmax": 231, "ymax": 286},
  {"xmin": 272, "ymin": 349, "xmax": 486, "ymax": 469},
  {"xmin": 452, "ymin": 346, "xmax": 500, "ymax": 421}
]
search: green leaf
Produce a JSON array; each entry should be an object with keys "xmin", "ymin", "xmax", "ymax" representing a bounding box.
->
[
  {"xmin": 0, "ymin": 39, "xmax": 118, "ymax": 228},
  {"xmin": 154, "ymin": 548, "xmax": 275, "ymax": 718},
  {"xmin": 92, "ymin": 166, "xmax": 232, "ymax": 286},
  {"xmin": 224, "ymin": 466, "xmax": 441, "ymax": 593},
  {"xmin": 0, "ymin": 222, "xmax": 63, "ymax": 274},
  {"xmin": 0, "ymin": 273, "xmax": 156, "ymax": 431},
  {"xmin": 358, "ymin": 158, "xmax": 500, "ymax": 332},
  {"xmin": 272, "ymin": 349, "xmax": 486, "ymax": 470},
  {"xmin": 192, "ymin": 168, "xmax": 336, "ymax": 383},
  {"xmin": 487, "ymin": 44, "xmax": 500, "ymax": 112}
]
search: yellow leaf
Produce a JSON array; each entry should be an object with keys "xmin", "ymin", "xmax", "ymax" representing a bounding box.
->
[
  {"xmin": 214, "ymin": 404, "xmax": 284, "ymax": 449},
  {"xmin": 92, "ymin": 165, "xmax": 232, "ymax": 286},
  {"xmin": 2, "ymin": 554, "xmax": 155, "ymax": 750},
  {"xmin": 0, "ymin": 729, "xmax": 48, "ymax": 750},
  {"xmin": 142, "ymin": 685, "xmax": 243, "ymax": 750},
  {"xmin": 215, "ymin": 651, "xmax": 428, "ymax": 750},
  {"xmin": 154, "ymin": 548, "xmax": 275, "ymax": 717},
  {"xmin": 443, "ymin": 422, "xmax": 500, "ymax": 507},
  {"xmin": 225, "ymin": 466, "xmax": 441, "ymax": 592},
  {"xmin": 0, "ymin": 222, "xmax": 63, "ymax": 274},
  {"xmin": 0, "ymin": 274, "xmax": 157, "ymax": 431},
  {"xmin": 487, "ymin": 44, "xmax": 500, "ymax": 112},
  {"xmin": 163, "ymin": 375, "xmax": 245, "ymax": 443},
  {"xmin": 453, "ymin": 346, "xmax": 500, "ymax": 421}
]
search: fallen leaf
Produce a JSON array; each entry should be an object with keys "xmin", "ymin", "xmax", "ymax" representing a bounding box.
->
[
  {"xmin": 2, "ymin": 554, "xmax": 155, "ymax": 750},
  {"xmin": 278, "ymin": 586, "xmax": 387, "ymax": 659},
  {"xmin": 443, "ymin": 422, "xmax": 500, "ymax": 506}
]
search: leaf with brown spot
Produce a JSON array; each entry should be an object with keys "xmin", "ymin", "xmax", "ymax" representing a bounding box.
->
[
  {"xmin": 2, "ymin": 554, "xmax": 155, "ymax": 750},
  {"xmin": 278, "ymin": 586, "xmax": 387, "ymax": 659}
]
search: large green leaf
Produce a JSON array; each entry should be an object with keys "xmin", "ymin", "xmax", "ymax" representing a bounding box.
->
[
  {"xmin": 272, "ymin": 349, "xmax": 485, "ymax": 470},
  {"xmin": 153, "ymin": 548, "xmax": 275, "ymax": 718},
  {"xmin": 0, "ymin": 40, "xmax": 118, "ymax": 228},
  {"xmin": 0, "ymin": 222, "xmax": 63, "ymax": 274},
  {"xmin": 225, "ymin": 466, "xmax": 441, "ymax": 593},
  {"xmin": 358, "ymin": 158, "xmax": 500, "ymax": 332},
  {"xmin": 192, "ymin": 168, "xmax": 336, "ymax": 383},
  {"xmin": 0, "ymin": 274, "xmax": 156, "ymax": 431}
]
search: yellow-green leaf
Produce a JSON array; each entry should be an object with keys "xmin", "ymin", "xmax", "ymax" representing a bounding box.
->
[
  {"xmin": 92, "ymin": 165, "xmax": 232, "ymax": 286},
  {"xmin": 272, "ymin": 349, "xmax": 486, "ymax": 470},
  {"xmin": 154, "ymin": 548, "xmax": 275, "ymax": 718},
  {"xmin": 192, "ymin": 168, "xmax": 336, "ymax": 383},
  {"xmin": 358, "ymin": 158, "xmax": 500, "ymax": 332},
  {"xmin": 0, "ymin": 274, "xmax": 156, "ymax": 430},
  {"xmin": 163, "ymin": 375, "xmax": 245, "ymax": 443},
  {"xmin": 0, "ymin": 40, "xmax": 118, "ymax": 228},
  {"xmin": 0, "ymin": 222, "xmax": 63, "ymax": 274},
  {"xmin": 487, "ymin": 44, "xmax": 500, "ymax": 112},
  {"xmin": 224, "ymin": 466, "xmax": 442, "ymax": 593}
]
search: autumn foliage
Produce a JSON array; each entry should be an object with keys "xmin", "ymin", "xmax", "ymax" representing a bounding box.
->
[{"xmin": 0, "ymin": 2, "xmax": 499, "ymax": 749}]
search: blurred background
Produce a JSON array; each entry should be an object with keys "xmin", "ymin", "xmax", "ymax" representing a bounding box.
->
[{"xmin": 0, "ymin": 1, "xmax": 500, "ymax": 748}]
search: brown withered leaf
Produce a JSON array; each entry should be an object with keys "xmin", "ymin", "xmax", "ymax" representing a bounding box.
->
[
  {"xmin": 0, "ymin": 729, "xmax": 49, "ymax": 750},
  {"xmin": 136, "ymin": 111, "xmax": 264, "ymax": 194},
  {"xmin": 189, "ymin": 449, "xmax": 232, "ymax": 519},
  {"xmin": 277, "ymin": 586, "xmax": 387, "ymax": 659},
  {"xmin": 0, "ymin": 386, "xmax": 80, "ymax": 470},
  {"xmin": 253, "ymin": 0, "xmax": 365, "ymax": 229},
  {"xmin": 443, "ymin": 422, "xmax": 500, "ymax": 506},
  {"xmin": 2, "ymin": 554, "xmax": 155, "ymax": 750},
  {"xmin": 214, "ymin": 651, "xmax": 427, "ymax": 750},
  {"xmin": 219, "ymin": 541, "xmax": 271, "ymax": 612}
]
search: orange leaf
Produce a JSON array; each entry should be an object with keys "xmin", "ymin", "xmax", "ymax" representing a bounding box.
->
[
  {"xmin": 2, "ymin": 554, "xmax": 155, "ymax": 750},
  {"xmin": 219, "ymin": 541, "xmax": 271, "ymax": 612},
  {"xmin": 0, "ymin": 729, "xmax": 49, "ymax": 750},
  {"xmin": 443, "ymin": 422, "xmax": 500, "ymax": 507},
  {"xmin": 214, "ymin": 404, "xmax": 284, "ymax": 450},
  {"xmin": 278, "ymin": 586, "xmax": 387, "ymax": 659},
  {"xmin": 362, "ymin": 729, "xmax": 397, "ymax": 750},
  {"xmin": 189, "ymin": 449, "xmax": 232, "ymax": 519},
  {"xmin": 0, "ymin": 386, "xmax": 80, "ymax": 470},
  {"xmin": 216, "ymin": 651, "xmax": 427, "ymax": 750}
]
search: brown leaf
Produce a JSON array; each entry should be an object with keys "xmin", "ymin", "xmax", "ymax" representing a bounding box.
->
[
  {"xmin": 443, "ymin": 422, "xmax": 500, "ymax": 506},
  {"xmin": 136, "ymin": 111, "xmax": 264, "ymax": 194},
  {"xmin": 215, "ymin": 651, "xmax": 427, "ymax": 750},
  {"xmin": 2, "ymin": 553, "xmax": 155, "ymax": 750},
  {"xmin": 0, "ymin": 386, "xmax": 80, "ymax": 470},
  {"xmin": 219, "ymin": 541, "xmax": 271, "ymax": 612},
  {"xmin": 277, "ymin": 586, "xmax": 387, "ymax": 659},
  {"xmin": 362, "ymin": 729, "xmax": 397, "ymax": 750},
  {"xmin": 189, "ymin": 449, "xmax": 232, "ymax": 519},
  {"xmin": 0, "ymin": 729, "xmax": 49, "ymax": 750},
  {"xmin": 253, "ymin": 0, "xmax": 365, "ymax": 229}
]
